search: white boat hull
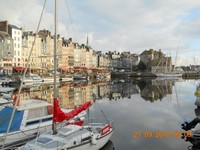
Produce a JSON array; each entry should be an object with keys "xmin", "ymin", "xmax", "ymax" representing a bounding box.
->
[
  {"xmin": 18, "ymin": 128, "xmax": 114, "ymax": 150},
  {"xmin": 156, "ymin": 73, "xmax": 182, "ymax": 77},
  {"xmin": 68, "ymin": 130, "xmax": 113, "ymax": 150}
]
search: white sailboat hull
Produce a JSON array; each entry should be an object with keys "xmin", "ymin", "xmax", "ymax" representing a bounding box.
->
[
  {"xmin": 156, "ymin": 72, "xmax": 183, "ymax": 77},
  {"xmin": 68, "ymin": 131, "xmax": 113, "ymax": 150},
  {"xmin": 18, "ymin": 127, "xmax": 114, "ymax": 150}
]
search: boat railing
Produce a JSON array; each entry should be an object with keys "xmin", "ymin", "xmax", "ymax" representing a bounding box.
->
[{"xmin": 85, "ymin": 117, "xmax": 114, "ymax": 127}]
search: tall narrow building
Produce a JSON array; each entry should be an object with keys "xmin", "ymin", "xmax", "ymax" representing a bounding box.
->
[{"xmin": 8, "ymin": 24, "xmax": 22, "ymax": 67}]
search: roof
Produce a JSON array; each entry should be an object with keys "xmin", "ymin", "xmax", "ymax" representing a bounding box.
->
[
  {"xmin": 140, "ymin": 49, "xmax": 164, "ymax": 56},
  {"xmin": 8, "ymin": 24, "xmax": 21, "ymax": 30}
]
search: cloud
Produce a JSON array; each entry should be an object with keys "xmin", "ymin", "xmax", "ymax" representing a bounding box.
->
[{"xmin": 1, "ymin": 0, "xmax": 200, "ymax": 65}]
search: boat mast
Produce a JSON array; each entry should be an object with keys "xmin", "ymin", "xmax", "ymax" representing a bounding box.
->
[{"xmin": 53, "ymin": 0, "xmax": 58, "ymax": 134}]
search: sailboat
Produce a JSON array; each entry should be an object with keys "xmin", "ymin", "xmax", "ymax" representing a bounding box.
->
[{"xmin": 18, "ymin": 0, "xmax": 114, "ymax": 150}]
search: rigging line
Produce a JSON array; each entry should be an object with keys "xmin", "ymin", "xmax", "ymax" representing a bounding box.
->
[
  {"xmin": 65, "ymin": 0, "xmax": 79, "ymax": 42},
  {"xmin": 2, "ymin": 0, "xmax": 47, "ymax": 148},
  {"xmin": 95, "ymin": 102, "xmax": 109, "ymax": 124}
]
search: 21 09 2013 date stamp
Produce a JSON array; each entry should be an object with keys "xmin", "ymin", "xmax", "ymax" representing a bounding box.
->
[{"xmin": 133, "ymin": 131, "xmax": 192, "ymax": 138}]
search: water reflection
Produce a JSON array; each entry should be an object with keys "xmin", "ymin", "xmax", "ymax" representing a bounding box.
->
[
  {"xmin": 13, "ymin": 78, "xmax": 180, "ymax": 108},
  {"xmin": 138, "ymin": 78, "xmax": 178, "ymax": 102},
  {"xmin": 2, "ymin": 77, "xmax": 196, "ymax": 149}
]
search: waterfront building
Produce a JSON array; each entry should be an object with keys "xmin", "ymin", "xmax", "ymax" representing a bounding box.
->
[
  {"xmin": 60, "ymin": 38, "xmax": 70, "ymax": 70},
  {"xmin": 22, "ymin": 31, "xmax": 42, "ymax": 72},
  {"xmin": 140, "ymin": 49, "xmax": 161, "ymax": 67},
  {"xmin": 85, "ymin": 47, "xmax": 93, "ymax": 68},
  {"xmin": 66, "ymin": 38, "xmax": 74, "ymax": 68},
  {"xmin": 92, "ymin": 50, "xmax": 98, "ymax": 68},
  {"xmin": 97, "ymin": 51, "xmax": 110, "ymax": 68},
  {"xmin": 0, "ymin": 21, "xmax": 22, "ymax": 74},
  {"xmin": 106, "ymin": 51, "xmax": 139, "ymax": 72},
  {"xmin": 74, "ymin": 43, "xmax": 82, "ymax": 67},
  {"xmin": 38, "ymin": 29, "xmax": 54, "ymax": 70},
  {"xmin": 150, "ymin": 56, "xmax": 173, "ymax": 73},
  {"xmin": 0, "ymin": 31, "xmax": 14, "ymax": 75},
  {"xmin": 8, "ymin": 24, "xmax": 22, "ymax": 67},
  {"xmin": 80, "ymin": 44, "xmax": 86, "ymax": 67},
  {"xmin": 38, "ymin": 29, "xmax": 51, "ymax": 70},
  {"xmin": 140, "ymin": 48, "xmax": 172, "ymax": 73}
]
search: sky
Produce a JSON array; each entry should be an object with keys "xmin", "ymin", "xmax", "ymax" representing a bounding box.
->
[{"xmin": 1, "ymin": 0, "xmax": 200, "ymax": 66}]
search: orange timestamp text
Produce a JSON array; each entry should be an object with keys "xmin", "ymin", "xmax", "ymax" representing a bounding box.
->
[{"xmin": 133, "ymin": 131, "xmax": 192, "ymax": 138}]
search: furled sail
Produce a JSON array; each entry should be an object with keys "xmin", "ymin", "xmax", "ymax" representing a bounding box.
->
[{"xmin": 53, "ymin": 98, "xmax": 91, "ymax": 123}]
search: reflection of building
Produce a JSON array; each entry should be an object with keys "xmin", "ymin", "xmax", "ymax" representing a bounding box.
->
[
  {"xmin": 108, "ymin": 79, "xmax": 140, "ymax": 100},
  {"xmin": 14, "ymin": 79, "xmax": 177, "ymax": 107},
  {"xmin": 139, "ymin": 79, "xmax": 174, "ymax": 102},
  {"xmin": 14, "ymin": 81, "xmax": 110, "ymax": 109}
]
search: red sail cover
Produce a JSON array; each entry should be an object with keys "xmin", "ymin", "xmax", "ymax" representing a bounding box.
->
[{"xmin": 53, "ymin": 98, "xmax": 91, "ymax": 123}]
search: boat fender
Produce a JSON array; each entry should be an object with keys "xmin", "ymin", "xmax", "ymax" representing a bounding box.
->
[{"xmin": 91, "ymin": 133, "xmax": 97, "ymax": 145}]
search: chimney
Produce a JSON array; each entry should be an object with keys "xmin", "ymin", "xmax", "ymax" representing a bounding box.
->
[{"xmin": 0, "ymin": 20, "xmax": 8, "ymax": 33}]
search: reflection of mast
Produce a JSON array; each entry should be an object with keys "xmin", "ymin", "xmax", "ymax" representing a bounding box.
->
[{"xmin": 174, "ymin": 83, "xmax": 180, "ymax": 105}]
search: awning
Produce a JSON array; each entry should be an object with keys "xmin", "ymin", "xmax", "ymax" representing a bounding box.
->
[
  {"xmin": 13, "ymin": 67, "xmax": 25, "ymax": 71},
  {"xmin": 59, "ymin": 67, "xmax": 70, "ymax": 71}
]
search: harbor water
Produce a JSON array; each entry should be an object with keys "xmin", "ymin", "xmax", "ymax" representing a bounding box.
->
[{"xmin": 1, "ymin": 77, "xmax": 199, "ymax": 150}]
